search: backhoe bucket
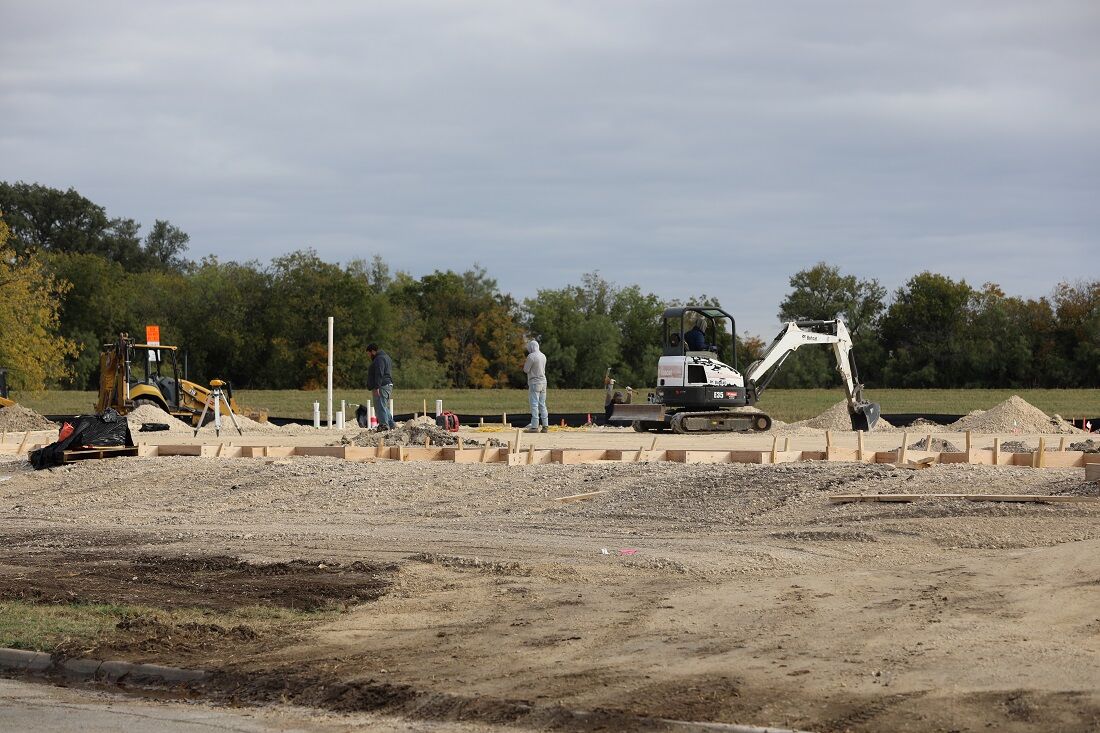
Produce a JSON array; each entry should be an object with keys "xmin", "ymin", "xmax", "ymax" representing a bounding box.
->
[
  {"xmin": 609, "ymin": 403, "xmax": 666, "ymax": 423},
  {"xmin": 849, "ymin": 402, "xmax": 881, "ymax": 432}
]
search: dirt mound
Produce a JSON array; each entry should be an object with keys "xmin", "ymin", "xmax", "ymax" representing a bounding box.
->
[
  {"xmin": 908, "ymin": 436, "xmax": 960, "ymax": 452},
  {"xmin": 0, "ymin": 403, "xmax": 56, "ymax": 431},
  {"xmin": 340, "ymin": 416, "xmax": 503, "ymax": 447},
  {"xmin": 949, "ymin": 396, "xmax": 1083, "ymax": 434},
  {"xmin": 126, "ymin": 403, "xmax": 194, "ymax": 433},
  {"xmin": 126, "ymin": 402, "xmax": 287, "ymax": 435},
  {"xmin": 784, "ymin": 400, "xmax": 896, "ymax": 433},
  {"xmin": 1069, "ymin": 439, "xmax": 1100, "ymax": 453}
]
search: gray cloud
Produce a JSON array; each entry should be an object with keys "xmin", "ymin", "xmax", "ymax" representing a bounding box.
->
[{"xmin": 2, "ymin": 1, "xmax": 1097, "ymax": 336}]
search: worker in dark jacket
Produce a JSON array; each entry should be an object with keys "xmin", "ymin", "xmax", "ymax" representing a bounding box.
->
[{"xmin": 366, "ymin": 343, "xmax": 396, "ymax": 430}]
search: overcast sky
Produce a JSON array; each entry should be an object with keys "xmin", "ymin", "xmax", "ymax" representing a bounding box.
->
[{"xmin": 2, "ymin": 1, "xmax": 1097, "ymax": 337}]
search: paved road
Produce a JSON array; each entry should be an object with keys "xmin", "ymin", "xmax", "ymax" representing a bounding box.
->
[{"xmin": 0, "ymin": 678, "xmax": 493, "ymax": 733}]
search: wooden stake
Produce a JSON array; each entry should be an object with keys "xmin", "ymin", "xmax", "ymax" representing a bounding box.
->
[
  {"xmin": 1058, "ymin": 436, "xmax": 1066, "ymax": 452},
  {"xmin": 480, "ymin": 444, "xmax": 490, "ymax": 462},
  {"xmin": 856, "ymin": 430, "xmax": 864, "ymax": 462},
  {"xmin": 770, "ymin": 434, "xmax": 778, "ymax": 464},
  {"xmin": 1035, "ymin": 437, "xmax": 1046, "ymax": 468},
  {"xmin": 423, "ymin": 399, "xmax": 428, "ymax": 415},
  {"xmin": 215, "ymin": 442, "xmax": 225, "ymax": 457},
  {"xmin": 527, "ymin": 444, "xmax": 535, "ymax": 464},
  {"xmin": 635, "ymin": 446, "xmax": 644, "ymax": 462},
  {"xmin": 424, "ymin": 434, "xmax": 430, "ymax": 448},
  {"xmin": 825, "ymin": 430, "xmax": 832, "ymax": 450},
  {"xmin": 2, "ymin": 429, "xmax": 6, "ymax": 444},
  {"xmin": 926, "ymin": 433, "xmax": 933, "ymax": 452},
  {"xmin": 456, "ymin": 435, "xmax": 463, "ymax": 451},
  {"xmin": 16, "ymin": 432, "xmax": 30, "ymax": 454},
  {"xmin": 649, "ymin": 435, "xmax": 658, "ymax": 450},
  {"xmin": 783, "ymin": 436, "xmax": 791, "ymax": 452},
  {"xmin": 514, "ymin": 429, "xmax": 521, "ymax": 454},
  {"xmin": 502, "ymin": 412, "xmax": 507, "ymax": 427},
  {"xmin": 965, "ymin": 430, "xmax": 972, "ymax": 454},
  {"xmin": 993, "ymin": 437, "xmax": 1000, "ymax": 465},
  {"xmin": 398, "ymin": 445, "xmax": 406, "ymax": 462},
  {"xmin": 899, "ymin": 432, "xmax": 909, "ymax": 464}
]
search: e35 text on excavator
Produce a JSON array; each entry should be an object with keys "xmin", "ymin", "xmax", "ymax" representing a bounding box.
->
[{"xmin": 611, "ymin": 306, "xmax": 880, "ymax": 433}]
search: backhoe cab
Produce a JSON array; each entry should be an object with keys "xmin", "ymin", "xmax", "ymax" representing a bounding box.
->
[
  {"xmin": 0, "ymin": 368, "xmax": 14, "ymax": 409},
  {"xmin": 610, "ymin": 306, "xmax": 880, "ymax": 433},
  {"xmin": 96, "ymin": 333, "xmax": 239, "ymax": 426}
]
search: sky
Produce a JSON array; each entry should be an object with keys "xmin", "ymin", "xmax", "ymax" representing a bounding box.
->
[{"xmin": 2, "ymin": 1, "xmax": 1097, "ymax": 338}]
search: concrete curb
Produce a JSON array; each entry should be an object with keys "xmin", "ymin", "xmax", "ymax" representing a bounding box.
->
[{"xmin": 0, "ymin": 647, "xmax": 207, "ymax": 686}]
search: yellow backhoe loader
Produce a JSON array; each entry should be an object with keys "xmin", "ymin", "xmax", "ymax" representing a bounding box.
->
[
  {"xmin": 96, "ymin": 334, "xmax": 243, "ymax": 426},
  {"xmin": 0, "ymin": 368, "xmax": 14, "ymax": 409}
]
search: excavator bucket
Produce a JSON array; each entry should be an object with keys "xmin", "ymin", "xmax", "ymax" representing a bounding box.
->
[
  {"xmin": 849, "ymin": 402, "xmax": 881, "ymax": 431},
  {"xmin": 609, "ymin": 403, "xmax": 666, "ymax": 423}
]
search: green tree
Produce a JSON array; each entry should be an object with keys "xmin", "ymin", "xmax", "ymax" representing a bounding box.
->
[
  {"xmin": 880, "ymin": 272, "xmax": 975, "ymax": 387},
  {"xmin": 772, "ymin": 263, "xmax": 887, "ymax": 387},
  {"xmin": 0, "ymin": 214, "xmax": 78, "ymax": 389}
]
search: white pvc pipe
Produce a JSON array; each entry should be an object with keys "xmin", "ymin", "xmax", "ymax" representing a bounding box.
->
[
  {"xmin": 389, "ymin": 398, "xmax": 394, "ymax": 423},
  {"xmin": 327, "ymin": 316, "xmax": 334, "ymax": 429},
  {"xmin": 336, "ymin": 410, "xmax": 344, "ymax": 429},
  {"xmin": 435, "ymin": 399, "xmax": 443, "ymax": 417},
  {"xmin": 313, "ymin": 401, "xmax": 320, "ymax": 429}
]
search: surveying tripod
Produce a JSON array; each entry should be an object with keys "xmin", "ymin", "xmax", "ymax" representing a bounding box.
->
[{"xmin": 193, "ymin": 379, "xmax": 243, "ymax": 437}]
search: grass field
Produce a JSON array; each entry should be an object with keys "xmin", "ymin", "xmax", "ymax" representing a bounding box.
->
[{"xmin": 13, "ymin": 388, "xmax": 1100, "ymax": 423}]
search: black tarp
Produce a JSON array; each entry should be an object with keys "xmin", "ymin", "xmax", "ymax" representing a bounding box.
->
[{"xmin": 29, "ymin": 409, "xmax": 134, "ymax": 470}]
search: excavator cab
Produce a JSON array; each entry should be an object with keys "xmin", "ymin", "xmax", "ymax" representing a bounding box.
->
[{"xmin": 665, "ymin": 307, "xmax": 734, "ymax": 365}]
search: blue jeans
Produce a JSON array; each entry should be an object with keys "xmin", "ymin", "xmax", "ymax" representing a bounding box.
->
[
  {"xmin": 528, "ymin": 384, "xmax": 547, "ymax": 427},
  {"xmin": 373, "ymin": 384, "xmax": 396, "ymax": 429}
]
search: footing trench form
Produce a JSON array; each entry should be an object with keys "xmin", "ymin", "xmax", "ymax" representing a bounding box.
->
[{"xmin": 64, "ymin": 443, "xmax": 1100, "ymax": 470}]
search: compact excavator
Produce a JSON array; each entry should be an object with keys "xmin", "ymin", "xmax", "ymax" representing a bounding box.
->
[{"xmin": 610, "ymin": 306, "xmax": 880, "ymax": 433}]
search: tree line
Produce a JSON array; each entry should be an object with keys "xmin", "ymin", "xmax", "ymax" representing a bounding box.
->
[{"xmin": 1, "ymin": 181, "xmax": 1097, "ymax": 392}]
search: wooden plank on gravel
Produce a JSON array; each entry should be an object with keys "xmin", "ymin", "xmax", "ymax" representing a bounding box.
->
[
  {"xmin": 553, "ymin": 490, "xmax": 607, "ymax": 503},
  {"xmin": 829, "ymin": 493, "xmax": 1100, "ymax": 504},
  {"xmin": 1086, "ymin": 463, "xmax": 1100, "ymax": 481}
]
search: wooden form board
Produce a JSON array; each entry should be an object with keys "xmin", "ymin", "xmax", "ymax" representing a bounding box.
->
[{"xmin": 121, "ymin": 443, "xmax": 1100, "ymax": 470}]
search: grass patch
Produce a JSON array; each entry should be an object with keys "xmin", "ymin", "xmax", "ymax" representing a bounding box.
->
[
  {"xmin": 0, "ymin": 600, "xmax": 327, "ymax": 653},
  {"xmin": 0, "ymin": 601, "xmax": 128, "ymax": 651},
  {"xmin": 13, "ymin": 388, "xmax": 1100, "ymax": 423}
]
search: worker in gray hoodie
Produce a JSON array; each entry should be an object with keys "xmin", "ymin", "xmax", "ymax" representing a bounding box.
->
[{"xmin": 523, "ymin": 339, "xmax": 548, "ymax": 433}]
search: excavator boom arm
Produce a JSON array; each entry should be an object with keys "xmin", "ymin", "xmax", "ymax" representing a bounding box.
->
[{"xmin": 745, "ymin": 320, "xmax": 879, "ymax": 430}]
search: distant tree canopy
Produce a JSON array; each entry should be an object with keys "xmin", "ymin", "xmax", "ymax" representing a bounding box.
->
[{"xmin": 3, "ymin": 181, "xmax": 1097, "ymax": 391}]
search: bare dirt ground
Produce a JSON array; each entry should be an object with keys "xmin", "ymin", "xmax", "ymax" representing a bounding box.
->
[{"xmin": 2, "ymin": 429, "xmax": 1100, "ymax": 732}]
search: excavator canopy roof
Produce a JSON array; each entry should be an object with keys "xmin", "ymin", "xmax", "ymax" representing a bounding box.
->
[{"xmin": 660, "ymin": 306, "xmax": 733, "ymax": 321}]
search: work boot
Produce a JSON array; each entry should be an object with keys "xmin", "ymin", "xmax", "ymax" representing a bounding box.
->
[
  {"xmin": 525, "ymin": 425, "xmax": 539, "ymax": 433},
  {"xmin": 540, "ymin": 426, "xmax": 548, "ymax": 433}
]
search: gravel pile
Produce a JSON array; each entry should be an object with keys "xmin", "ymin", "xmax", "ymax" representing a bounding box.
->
[
  {"xmin": 781, "ymin": 400, "xmax": 897, "ymax": 433},
  {"xmin": 195, "ymin": 412, "xmax": 286, "ymax": 436},
  {"xmin": 126, "ymin": 403, "xmax": 194, "ymax": 433},
  {"xmin": 949, "ymin": 395, "xmax": 1083, "ymax": 434},
  {"xmin": 339, "ymin": 416, "xmax": 503, "ymax": 447},
  {"xmin": 0, "ymin": 404, "xmax": 57, "ymax": 431},
  {"xmin": 907, "ymin": 436, "xmax": 960, "ymax": 452},
  {"xmin": 1069, "ymin": 439, "xmax": 1100, "ymax": 453}
]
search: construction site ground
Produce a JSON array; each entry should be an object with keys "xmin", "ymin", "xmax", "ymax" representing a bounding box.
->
[{"xmin": 2, "ymin": 421, "xmax": 1100, "ymax": 732}]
